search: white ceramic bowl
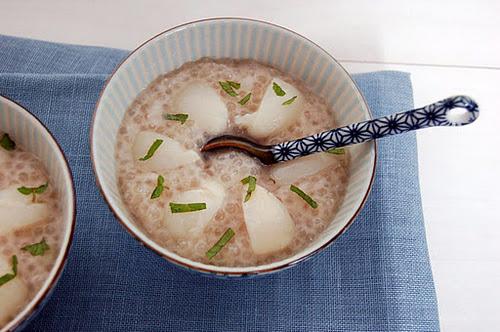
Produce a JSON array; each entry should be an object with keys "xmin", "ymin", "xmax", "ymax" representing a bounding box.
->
[
  {"xmin": 91, "ymin": 18, "xmax": 376, "ymax": 276},
  {"xmin": 0, "ymin": 95, "xmax": 76, "ymax": 331}
]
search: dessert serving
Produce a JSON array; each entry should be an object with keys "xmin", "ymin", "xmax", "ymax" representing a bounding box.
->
[
  {"xmin": 0, "ymin": 133, "xmax": 64, "ymax": 328},
  {"xmin": 92, "ymin": 18, "xmax": 377, "ymax": 276},
  {"xmin": 115, "ymin": 58, "xmax": 350, "ymax": 266}
]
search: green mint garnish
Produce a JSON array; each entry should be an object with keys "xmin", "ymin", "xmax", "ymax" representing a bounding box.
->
[
  {"xmin": 22, "ymin": 238, "xmax": 50, "ymax": 256},
  {"xmin": 326, "ymin": 147, "xmax": 345, "ymax": 155},
  {"xmin": 0, "ymin": 133, "xmax": 16, "ymax": 151},
  {"xmin": 241, "ymin": 176, "xmax": 257, "ymax": 202},
  {"xmin": 164, "ymin": 113, "xmax": 189, "ymax": 124},
  {"xmin": 206, "ymin": 228, "xmax": 235, "ymax": 260},
  {"xmin": 0, "ymin": 255, "xmax": 18, "ymax": 287},
  {"xmin": 227, "ymin": 81, "xmax": 241, "ymax": 89},
  {"xmin": 238, "ymin": 93, "xmax": 252, "ymax": 106},
  {"xmin": 272, "ymin": 82, "xmax": 286, "ymax": 96},
  {"xmin": 150, "ymin": 175, "xmax": 165, "ymax": 199},
  {"xmin": 282, "ymin": 96, "xmax": 297, "ymax": 105},
  {"xmin": 17, "ymin": 183, "xmax": 48, "ymax": 202},
  {"xmin": 139, "ymin": 139, "xmax": 163, "ymax": 161},
  {"xmin": 33, "ymin": 183, "xmax": 49, "ymax": 194},
  {"xmin": 169, "ymin": 202, "xmax": 207, "ymax": 213},
  {"xmin": 17, "ymin": 187, "xmax": 34, "ymax": 195},
  {"xmin": 219, "ymin": 81, "xmax": 238, "ymax": 97},
  {"xmin": 290, "ymin": 185, "xmax": 318, "ymax": 209}
]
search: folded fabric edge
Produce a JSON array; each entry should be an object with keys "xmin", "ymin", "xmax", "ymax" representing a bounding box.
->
[{"xmin": 0, "ymin": 34, "xmax": 127, "ymax": 53}]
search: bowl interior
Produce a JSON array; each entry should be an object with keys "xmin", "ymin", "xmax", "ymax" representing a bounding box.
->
[
  {"xmin": 92, "ymin": 18, "xmax": 375, "ymax": 275},
  {"xmin": 0, "ymin": 96, "xmax": 75, "ymax": 331}
]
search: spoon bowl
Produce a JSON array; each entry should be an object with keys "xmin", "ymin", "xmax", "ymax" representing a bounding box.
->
[{"xmin": 201, "ymin": 135, "xmax": 274, "ymax": 165}]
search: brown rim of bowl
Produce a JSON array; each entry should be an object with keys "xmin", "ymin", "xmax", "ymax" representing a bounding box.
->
[
  {"xmin": 0, "ymin": 94, "xmax": 77, "ymax": 331},
  {"xmin": 90, "ymin": 17, "xmax": 377, "ymax": 277}
]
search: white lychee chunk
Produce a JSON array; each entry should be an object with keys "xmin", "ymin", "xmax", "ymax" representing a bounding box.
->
[
  {"xmin": 0, "ymin": 256, "xmax": 28, "ymax": 326},
  {"xmin": 241, "ymin": 184, "xmax": 295, "ymax": 255},
  {"xmin": 133, "ymin": 131, "xmax": 200, "ymax": 172},
  {"xmin": 270, "ymin": 153, "xmax": 338, "ymax": 185},
  {"xmin": 0, "ymin": 186, "xmax": 49, "ymax": 236},
  {"xmin": 164, "ymin": 180, "xmax": 225, "ymax": 239},
  {"xmin": 175, "ymin": 82, "xmax": 228, "ymax": 135},
  {"xmin": 235, "ymin": 78, "xmax": 302, "ymax": 138}
]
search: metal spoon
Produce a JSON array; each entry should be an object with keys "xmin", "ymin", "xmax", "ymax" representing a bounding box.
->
[{"xmin": 201, "ymin": 95, "xmax": 479, "ymax": 165}]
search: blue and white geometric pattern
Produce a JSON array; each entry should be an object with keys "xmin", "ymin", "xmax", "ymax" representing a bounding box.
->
[{"xmin": 272, "ymin": 95, "xmax": 479, "ymax": 162}]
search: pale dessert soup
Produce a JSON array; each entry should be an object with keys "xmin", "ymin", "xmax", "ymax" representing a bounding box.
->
[
  {"xmin": 116, "ymin": 58, "xmax": 349, "ymax": 267},
  {"xmin": 0, "ymin": 133, "xmax": 63, "ymax": 327}
]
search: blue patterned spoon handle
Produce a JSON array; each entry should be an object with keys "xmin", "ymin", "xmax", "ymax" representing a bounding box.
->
[{"xmin": 271, "ymin": 95, "xmax": 479, "ymax": 162}]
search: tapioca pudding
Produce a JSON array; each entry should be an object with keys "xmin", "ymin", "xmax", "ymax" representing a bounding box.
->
[
  {"xmin": 115, "ymin": 58, "xmax": 349, "ymax": 267},
  {"xmin": 0, "ymin": 133, "xmax": 64, "ymax": 327}
]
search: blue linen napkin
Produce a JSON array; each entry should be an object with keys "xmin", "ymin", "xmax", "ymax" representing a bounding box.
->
[{"xmin": 0, "ymin": 35, "xmax": 439, "ymax": 332}]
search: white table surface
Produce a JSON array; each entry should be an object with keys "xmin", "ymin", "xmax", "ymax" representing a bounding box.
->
[{"xmin": 2, "ymin": 1, "xmax": 499, "ymax": 330}]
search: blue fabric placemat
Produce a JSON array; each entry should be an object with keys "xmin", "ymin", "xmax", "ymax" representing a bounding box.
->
[{"xmin": 0, "ymin": 35, "xmax": 439, "ymax": 332}]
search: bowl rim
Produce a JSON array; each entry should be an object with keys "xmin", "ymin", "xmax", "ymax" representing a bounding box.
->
[
  {"xmin": 90, "ymin": 17, "xmax": 377, "ymax": 276},
  {"xmin": 0, "ymin": 94, "xmax": 77, "ymax": 331}
]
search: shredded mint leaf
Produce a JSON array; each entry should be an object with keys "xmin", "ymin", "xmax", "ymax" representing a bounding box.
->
[
  {"xmin": 326, "ymin": 147, "xmax": 345, "ymax": 155},
  {"xmin": 272, "ymin": 82, "xmax": 286, "ymax": 96},
  {"xmin": 0, "ymin": 133, "xmax": 15, "ymax": 151},
  {"xmin": 17, "ymin": 183, "xmax": 48, "ymax": 202},
  {"xmin": 238, "ymin": 93, "xmax": 252, "ymax": 106},
  {"xmin": 206, "ymin": 228, "xmax": 235, "ymax": 259},
  {"xmin": 33, "ymin": 183, "xmax": 48, "ymax": 194},
  {"xmin": 17, "ymin": 183, "xmax": 48, "ymax": 195},
  {"xmin": 169, "ymin": 202, "xmax": 207, "ymax": 213},
  {"xmin": 282, "ymin": 96, "xmax": 297, "ymax": 105},
  {"xmin": 219, "ymin": 81, "xmax": 238, "ymax": 97},
  {"xmin": 164, "ymin": 113, "xmax": 189, "ymax": 124},
  {"xmin": 0, "ymin": 255, "xmax": 18, "ymax": 287},
  {"xmin": 22, "ymin": 238, "xmax": 50, "ymax": 256},
  {"xmin": 150, "ymin": 175, "xmax": 165, "ymax": 199},
  {"xmin": 139, "ymin": 139, "xmax": 163, "ymax": 161},
  {"xmin": 290, "ymin": 185, "xmax": 318, "ymax": 209},
  {"xmin": 241, "ymin": 176, "xmax": 257, "ymax": 202},
  {"xmin": 17, "ymin": 186, "xmax": 34, "ymax": 195},
  {"xmin": 227, "ymin": 81, "xmax": 241, "ymax": 90}
]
